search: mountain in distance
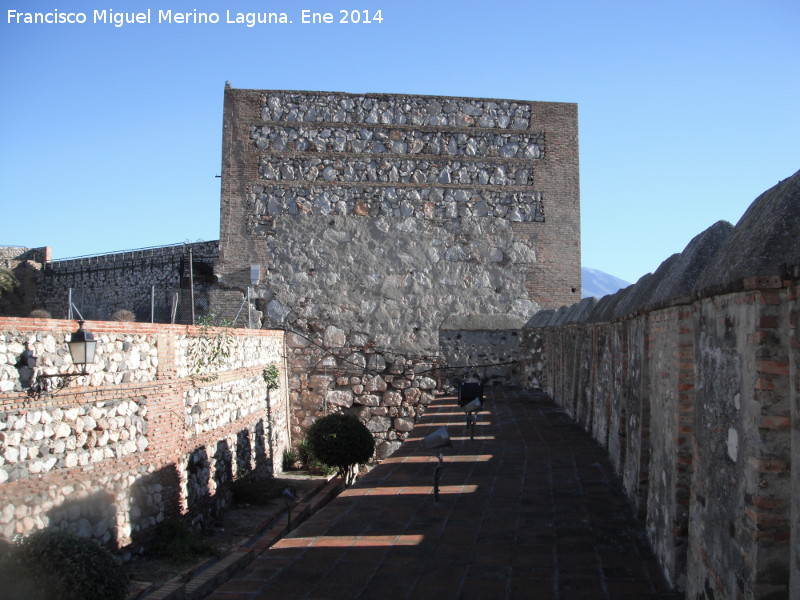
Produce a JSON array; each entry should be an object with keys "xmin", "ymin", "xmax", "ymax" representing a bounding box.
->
[{"xmin": 582, "ymin": 267, "xmax": 631, "ymax": 299}]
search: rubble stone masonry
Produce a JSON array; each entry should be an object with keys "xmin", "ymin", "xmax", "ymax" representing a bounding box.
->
[{"xmin": 214, "ymin": 87, "xmax": 580, "ymax": 354}]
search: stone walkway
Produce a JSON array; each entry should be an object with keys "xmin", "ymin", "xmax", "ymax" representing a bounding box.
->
[{"xmin": 203, "ymin": 390, "xmax": 684, "ymax": 599}]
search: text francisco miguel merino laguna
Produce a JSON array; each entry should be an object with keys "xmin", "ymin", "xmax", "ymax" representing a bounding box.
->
[{"xmin": 6, "ymin": 8, "xmax": 310, "ymax": 28}]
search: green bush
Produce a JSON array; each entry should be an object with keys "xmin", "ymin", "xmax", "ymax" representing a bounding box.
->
[
  {"xmin": 0, "ymin": 528, "xmax": 128, "ymax": 600},
  {"xmin": 146, "ymin": 518, "xmax": 216, "ymax": 564},
  {"xmin": 296, "ymin": 439, "xmax": 312, "ymax": 467},
  {"xmin": 306, "ymin": 413, "xmax": 374, "ymax": 484}
]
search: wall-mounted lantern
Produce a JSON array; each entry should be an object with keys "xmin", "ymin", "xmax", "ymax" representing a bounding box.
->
[
  {"xmin": 66, "ymin": 320, "xmax": 97, "ymax": 368},
  {"xmin": 28, "ymin": 321, "xmax": 97, "ymax": 397}
]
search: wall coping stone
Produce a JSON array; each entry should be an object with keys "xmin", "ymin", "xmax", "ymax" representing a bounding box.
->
[{"xmin": 440, "ymin": 314, "xmax": 527, "ymax": 331}]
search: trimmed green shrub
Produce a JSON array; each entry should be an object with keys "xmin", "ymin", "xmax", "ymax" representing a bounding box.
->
[
  {"xmin": 306, "ymin": 413, "xmax": 374, "ymax": 484},
  {"xmin": 0, "ymin": 528, "xmax": 128, "ymax": 600},
  {"xmin": 296, "ymin": 438, "xmax": 313, "ymax": 467}
]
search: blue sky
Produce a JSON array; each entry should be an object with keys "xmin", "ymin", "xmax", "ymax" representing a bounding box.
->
[{"xmin": 1, "ymin": 0, "xmax": 797, "ymax": 284}]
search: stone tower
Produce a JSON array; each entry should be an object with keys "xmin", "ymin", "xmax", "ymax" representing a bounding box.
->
[{"xmin": 213, "ymin": 86, "xmax": 580, "ymax": 353}]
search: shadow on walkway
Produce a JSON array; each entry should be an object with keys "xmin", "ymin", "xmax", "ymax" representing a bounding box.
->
[{"xmin": 205, "ymin": 390, "xmax": 684, "ymax": 600}]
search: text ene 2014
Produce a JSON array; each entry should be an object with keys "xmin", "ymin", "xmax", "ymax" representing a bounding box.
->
[{"xmin": 302, "ymin": 10, "xmax": 384, "ymax": 24}]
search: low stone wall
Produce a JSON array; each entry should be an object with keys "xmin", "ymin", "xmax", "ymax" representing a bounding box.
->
[
  {"xmin": 438, "ymin": 314, "xmax": 526, "ymax": 388},
  {"xmin": 285, "ymin": 325, "xmax": 441, "ymax": 459},
  {"xmin": 0, "ymin": 317, "xmax": 288, "ymax": 549}
]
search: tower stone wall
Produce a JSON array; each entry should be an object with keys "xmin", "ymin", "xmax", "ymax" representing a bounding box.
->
[{"xmin": 214, "ymin": 87, "xmax": 580, "ymax": 353}]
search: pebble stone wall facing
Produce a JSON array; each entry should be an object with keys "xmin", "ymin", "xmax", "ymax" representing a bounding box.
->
[{"xmin": 0, "ymin": 317, "xmax": 289, "ymax": 549}]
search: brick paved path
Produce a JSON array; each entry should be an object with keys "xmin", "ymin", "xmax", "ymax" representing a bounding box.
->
[{"xmin": 205, "ymin": 390, "xmax": 683, "ymax": 600}]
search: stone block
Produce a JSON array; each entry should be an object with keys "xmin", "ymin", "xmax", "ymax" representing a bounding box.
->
[
  {"xmin": 366, "ymin": 416, "xmax": 391, "ymax": 433},
  {"xmin": 376, "ymin": 440, "xmax": 401, "ymax": 459},
  {"xmin": 393, "ymin": 417, "xmax": 415, "ymax": 432},
  {"xmin": 364, "ymin": 375, "xmax": 387, "ymax": 393},
  {"xmin": 417, "ymin": 377, "xmax": 437, "ymax": 390},
  {"xmin": 403, "ymin": 388, "xmax": 421, "ymax": 403},
  {"xmin": 326, "ymin": 390, "xmax": 354, "ymax": 409},
  {"xmin": 383, "ymin": 391, "xmax": 403, "ymax": 407},
  {"xmin": 356, "ymin": 394, "xmax": 380, "ymax": 407}
]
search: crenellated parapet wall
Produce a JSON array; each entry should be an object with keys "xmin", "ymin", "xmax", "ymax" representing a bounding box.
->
[
  {"xmin": 520, "ymin": 170, "xmax": 800, "ymax": 599},
  {"xmin": 525, "ymin": 274, "xmax": 797, "ymax": 599},
  {"xmin": 0, "ymin": 317, "xmax": 289, "ymax": 549}
]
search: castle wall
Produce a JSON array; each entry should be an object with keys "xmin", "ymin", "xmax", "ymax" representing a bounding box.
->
[
  {"xmin": 0, "ymin": 317, "xmax": 288, "ymax": 549},
  {"xmin": 525, "ymin": 275, "xmax": 796, "ymax": 598},
  {"xmin": 8, "ymin": 241, "xmax": 220, "ymax": 323},
  {"xmin": 0, "ymin": 246, "xmax": 50, "ymax": 317},
  {"xmin": 520, "ymin": 170, "xmax": 800, "ymax": 598}
]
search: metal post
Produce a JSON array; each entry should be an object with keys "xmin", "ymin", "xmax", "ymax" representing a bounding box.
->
[
  {"xmin": 434, "ymin": 452, "xmax": 444, "ymax": 503},
  {"xmin": 151, "ymin": 285, "xmax": 155, "ymax": 323},
  {"xmin": 68, "ymin": 288, "xmax": 73, "ymax": 320},
  {"xmin": 247, "ymin": 287, "xmax": 252, "ymax": 329},
  {"xmin": 188, "ymin": 248, "xmax": 195, "ymax": 324},
  {"xmin": 170, "ymin": 293, "xmax": 178, "ymax": 324}
]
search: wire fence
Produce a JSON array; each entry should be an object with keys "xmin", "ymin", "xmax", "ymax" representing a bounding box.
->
[
  {"xmin": 65, "ymin": 283, "xmax": 256, "ymax": 327},
  {"xmin": 41, "ymin": 242, "xmax": 228, "ymax": 325},
  {"xmin": 66, "ymin": 285, "xmax": 208, "ymax": 325}
]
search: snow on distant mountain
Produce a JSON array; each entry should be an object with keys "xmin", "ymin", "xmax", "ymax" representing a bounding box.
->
[{"xmin": 582, "ymin": 267, "xmax": 631, "ymax": 299}]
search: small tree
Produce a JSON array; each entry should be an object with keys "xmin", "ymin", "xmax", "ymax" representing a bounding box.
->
[{"xmin": 306, "ymin": 413, "xmax": 375, "ymax": 485}]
